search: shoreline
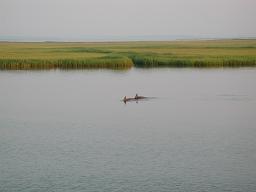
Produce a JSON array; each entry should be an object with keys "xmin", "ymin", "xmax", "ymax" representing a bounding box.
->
[{"xmin": 1, "ymin": 40, "xmax": 256, "ymax": 69}]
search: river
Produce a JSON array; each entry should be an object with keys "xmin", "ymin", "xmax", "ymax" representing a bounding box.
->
[{"xmin": 1, "ymin": 68, "xmax": 256, "ymax": 191}]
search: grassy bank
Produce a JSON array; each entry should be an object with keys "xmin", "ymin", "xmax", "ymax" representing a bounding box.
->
[{"xmin": 0, "ymin": 40, "xmax": 256, "ymax": 69}]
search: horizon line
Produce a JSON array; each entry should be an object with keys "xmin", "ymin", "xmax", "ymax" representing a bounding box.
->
[
  {"xmin": 1, "ymin": 38, "xmax": 256, "ymax": 43},
  {"xmin": 1, "ymin": 35, "xmax": 256, "ymax": 43}
]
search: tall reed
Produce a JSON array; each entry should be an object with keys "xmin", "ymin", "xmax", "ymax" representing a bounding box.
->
[{"xmin": 0, "ymin": 40, "xmax": 255, "ymax": 69}]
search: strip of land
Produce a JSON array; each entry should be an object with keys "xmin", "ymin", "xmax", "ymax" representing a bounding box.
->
[{"xmin": 0, "ymin": 39, "xmax": 256, "ymax": 69}]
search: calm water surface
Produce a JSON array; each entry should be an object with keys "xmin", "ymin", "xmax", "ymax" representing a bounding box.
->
[{"xmin": 0, "ymin": 68, "xmax": 256, "ymax": 192}]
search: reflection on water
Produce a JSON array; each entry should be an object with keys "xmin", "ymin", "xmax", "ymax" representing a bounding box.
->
[{"xmin": 0, "ymin": 68, "xmax": 256, "ymax": 192}]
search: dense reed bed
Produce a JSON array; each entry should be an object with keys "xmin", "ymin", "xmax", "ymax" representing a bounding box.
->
[
  {"xmin": 0, "ymin": 57, "xmax": 133, "ymax": 70},
  {"xmin": 0, "ymin": 40, "xmax": 255, "ymax": 69},
  {"xmin": 129, "ymin": 54, "xmax": 256, "ymax": 67}
]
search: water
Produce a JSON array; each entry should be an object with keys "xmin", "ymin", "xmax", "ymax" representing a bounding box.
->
[{"xmin": 0, "ymin": 68, "xmax": 256, "ymax": 192}]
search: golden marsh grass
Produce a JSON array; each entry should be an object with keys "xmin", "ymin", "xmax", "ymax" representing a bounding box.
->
[{"xmin": 0, "ymin": 40, "xmax": 255, "ymax": 69}]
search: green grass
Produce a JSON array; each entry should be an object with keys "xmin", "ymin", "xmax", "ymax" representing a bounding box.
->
[{"xmin": 0, "ymin": 40, "xmax": 256, "ymax": 69}]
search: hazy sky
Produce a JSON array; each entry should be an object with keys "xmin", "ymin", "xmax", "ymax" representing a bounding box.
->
[{"xmin": 0, "ymin": 0, "xmax": 256, "ymax": 40}]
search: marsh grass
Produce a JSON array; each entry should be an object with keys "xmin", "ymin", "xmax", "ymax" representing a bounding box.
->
[
  {"xmin": 129, "ymin": 54, "xmax": 256, "ymax": 67},
  {"xmin": 0, "ymin": 40, "xmax": 256, "ymax": 69},
  {"xmin": 0, "ymin": 57, "xmax": 133, "ymax": 70}
]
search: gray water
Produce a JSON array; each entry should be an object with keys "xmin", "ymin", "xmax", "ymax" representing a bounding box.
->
[{"xmin": 1, "ymin": 68, "xmax": 256, "ymax": 192}]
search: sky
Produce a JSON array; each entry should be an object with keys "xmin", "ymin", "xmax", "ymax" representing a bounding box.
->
[{"xmin": 0, "ymin": 0, "xmax": 256, "ymax": 41}]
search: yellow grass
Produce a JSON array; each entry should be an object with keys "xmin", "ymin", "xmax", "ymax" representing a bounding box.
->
[{"xmin": 0, "ymin": 40, "xmax": 256, "ymax": 69}]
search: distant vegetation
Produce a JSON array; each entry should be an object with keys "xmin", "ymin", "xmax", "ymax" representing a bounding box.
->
[{"xmin": 0, "ymin": 40, "xmax": 256, "ymax": 69}]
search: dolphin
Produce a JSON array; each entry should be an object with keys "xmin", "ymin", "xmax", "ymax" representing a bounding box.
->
[{"xmin": 123, "ymin": 94, "xmax": 149, "ymax": 103}]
